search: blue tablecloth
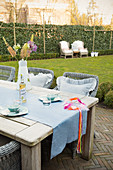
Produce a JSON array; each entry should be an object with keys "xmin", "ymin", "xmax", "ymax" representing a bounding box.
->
[{"xmin": 0, "ymin": 86, "xmax": 87, "ymax": 159}]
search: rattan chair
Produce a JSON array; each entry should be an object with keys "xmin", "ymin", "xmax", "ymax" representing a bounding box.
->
[
  {"xmin": 28, "ymin": 67, "xmax": 54, "ymax": 88},
  {"xmin": 63, "ymin": 72, "xmax": 99, "ymax": 97},
  {"xmin": 0, "ymin": 65, "xmax": 15, "ymax": 82},
  {"xmin": 0, "ymin": 135, "xmax": 21, "ymax": 170},
  {"xmin": 56, "ymin": 72, "xmax": 99, "ymax": 158}
]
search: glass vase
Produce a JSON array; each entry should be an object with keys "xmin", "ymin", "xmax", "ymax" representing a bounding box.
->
[{"xmin": 17, "ymin": 59, "xmax": 31, "ymax": 91}]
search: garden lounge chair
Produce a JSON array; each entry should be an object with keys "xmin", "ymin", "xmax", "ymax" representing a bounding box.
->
[
  {"xmin": 28, "ymin": 67, "xmax": 54, "ymax": 88},
  {"xmin": 0, "ymin": 65, "xmax": 15, "ymax": 82},
  {"xmin": 59, "ymin": 41, "xmax": 73, "ymax": 59},
  {"xmin": 56, "ymin": 72, "xmax": 99, "ymax": 158},
  {"xmin": 71, "ymin": 40, "xmax": 88, "ymax": 57}
]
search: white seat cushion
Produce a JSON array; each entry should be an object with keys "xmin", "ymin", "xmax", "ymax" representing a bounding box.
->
[
  {"xmin": 79, "ymin": 49, "xmax": 88, "ymax": 53},
  {"xmin": 63, "ymin": 49, "xmax": 73, "ymax": 53}
]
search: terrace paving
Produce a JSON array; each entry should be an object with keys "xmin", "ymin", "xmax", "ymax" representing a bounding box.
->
[{"xmin": 42, "ymin": 104, "xmax": 113, "ymax": 170}]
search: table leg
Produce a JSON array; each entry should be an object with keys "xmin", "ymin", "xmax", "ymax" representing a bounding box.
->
[
  {"xmin": 21, "ymin": 142, "xmax": 41, "ymax": 170},
  {"xmin": 82, "ymin": 105, "xmax": 96, "ymax": 160}
]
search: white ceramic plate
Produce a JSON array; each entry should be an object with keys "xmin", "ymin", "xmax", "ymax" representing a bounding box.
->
[{"xmin": 0, "ymin": 105, "xmax": 28, "ymax": 117}]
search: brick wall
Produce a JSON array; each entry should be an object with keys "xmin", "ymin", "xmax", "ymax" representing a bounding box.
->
[{"xmin": 0, "ymin": 0, "xmax": 71, "ymax": 25}]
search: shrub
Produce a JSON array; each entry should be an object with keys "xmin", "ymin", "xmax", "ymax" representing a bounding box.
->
[
  {"xmin": 0, "ymin": 53, "xmax": 59, "ymax": 62},
  {"xmin": 104, "ymin": 90, "xmax": 113, "ymax": 108},
  {"xmin": 50, "ymin": 75, "xmax": 57, "ymax": 89},
  {"xmin": 89, "ymin": 49, "xmax": 113, "ymax": 56},
  {"xmin": 96, "ymin": 86, "xmax": 103, "ymax": 101},
  {"xmin": 96, "ymin": 82, "xmax": 113, "ymax": 102}
]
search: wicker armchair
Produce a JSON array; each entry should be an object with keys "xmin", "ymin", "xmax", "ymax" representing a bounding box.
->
[
  {"xmin": 0, "ymin": 135, "xmax": 21, "ymax": 170},
  {"xmin": 0, "ymin": 65, "xmax": 15, "ymax": 82},
  {"xmin": 63, "ymin": 72, "xmax": 99, "ymax": 97},
  {"xmin": 28, "ymin": 67, "xmax": 54, "ymax": 88},
  {"xmin": 56, "ymin": 72, "xmax": 99, "ymax": 158}
]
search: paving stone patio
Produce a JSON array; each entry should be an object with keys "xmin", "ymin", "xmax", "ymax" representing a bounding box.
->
[{"xmin": 42, "ymin": 104, "xmax": 113, "ymax": 170}]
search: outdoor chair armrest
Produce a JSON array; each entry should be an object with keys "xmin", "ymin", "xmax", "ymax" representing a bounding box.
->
[
  {"xmin": 0, "ymin": 140, "xmax": 20, "ymax": 157},
  {"xmin": 0, "ymin": 65, "xmax": 15, "ymax": 82}
]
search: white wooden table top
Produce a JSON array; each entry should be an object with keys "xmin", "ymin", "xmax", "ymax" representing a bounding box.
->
[{"xmin": 0, "ymin": 80, "xmax": 98, "ymax": 146}]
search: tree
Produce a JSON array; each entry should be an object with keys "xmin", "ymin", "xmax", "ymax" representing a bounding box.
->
[
  {"xmin": 99, "ymin": 17, "xmax": 103, "ymax": 26},
  {"xmin": 81, "ymin": 13, "xmax": 88, "ymax": 25},
  {"xmin": 70, "ymin": 0, "xmax": 80, "ymax": 25},
  {"xmin": 87, "ymin": 0, "xmax": 99, "ymax": 26},
  {"xmin": 70, "ymin": 0, "xmax": 89, "ymax": 25},
  {"xmin": 110, "ymin": 14, "xmax": 113, "ymax": 30},
  {"xmin": 87, "ymin": 0, "xmax": 99, "ymax": 51}
]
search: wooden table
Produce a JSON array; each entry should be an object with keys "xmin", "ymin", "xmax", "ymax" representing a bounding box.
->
[
  {"xmin": 73, "ymin": 51, "xmax": 80, "ymax": 58},
  {"xmin": 0, "ymin": 80, "xmax": 98, "ymax": 170}
]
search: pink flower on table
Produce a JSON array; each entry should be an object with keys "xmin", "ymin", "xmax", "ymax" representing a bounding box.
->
[
  {"xmin": 20, "ymin": 34, "xmax": 37, "ymax": 59},
  {"xmin": 27, "ymin": 41, "xmax": 37, "ymax": 53}
]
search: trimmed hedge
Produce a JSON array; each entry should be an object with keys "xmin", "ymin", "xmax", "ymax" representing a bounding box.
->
[
  {"xmin": 89, "ymin": 49, "xmax": 113, "ymax": 56},
  {"xmin": 0, "ymin": 49, "xmax": 113, "ymax": 62},
  {"xmin": 0, "ymin": 23, "xmax": 113, "ymax": 56},
  {"xmin": 0, "ymin": 53, "xmax": 59, "ymax": 62}
]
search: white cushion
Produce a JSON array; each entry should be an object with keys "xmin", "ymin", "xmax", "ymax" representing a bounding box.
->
[
  {"xmin": 63, "ymin": 49, "xmax": 73, "ymax": 54},
  {"xmin": 29, "ymin": 73, "xmax": 52, "ymax": 87},
  {"xmin": 79, "ymin": 49, "xmax": 88, "ymax": 53},
  {"xmin": 72, "ymin": 41, "xmax": 84, "ymax": 50},
  {"xmin": 72, "ymin": 49, "xmax": 78, "ymax": 52},
  {"xmin": 61, "ymin": 41, "xmax": 69, "ymax": 49},
  {"xmin": 56, "ymin": 76, "xmax": 96, "ymax": 96}
]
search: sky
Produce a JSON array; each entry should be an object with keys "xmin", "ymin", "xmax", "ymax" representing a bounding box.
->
[{"xmin": 75, "ymin": 0, "xmax": 113, "ymax": 25}]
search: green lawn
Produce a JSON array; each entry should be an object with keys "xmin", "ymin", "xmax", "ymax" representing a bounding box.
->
[{"xmin": 0, "ymin": 55, "xmax": 113, "ymax": 87}]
